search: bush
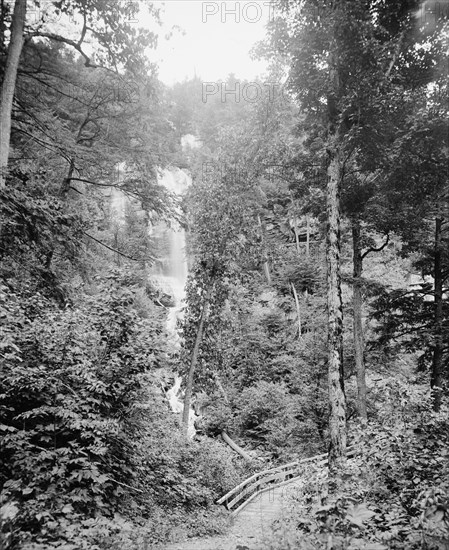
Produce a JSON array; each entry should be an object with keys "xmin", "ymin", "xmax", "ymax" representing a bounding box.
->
[{"xmin": 262, "ymin": 382, "xmax": 449, "ymax": 549}]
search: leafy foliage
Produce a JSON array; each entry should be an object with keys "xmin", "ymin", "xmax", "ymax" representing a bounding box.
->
[{"xmin": 265, "ymin": 383, "xmax": 449, "ymax": 549}]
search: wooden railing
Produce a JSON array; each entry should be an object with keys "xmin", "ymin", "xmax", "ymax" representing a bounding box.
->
[{"xmin": 217, "ymin": 447, "xmax": 355, "ymax": 516}]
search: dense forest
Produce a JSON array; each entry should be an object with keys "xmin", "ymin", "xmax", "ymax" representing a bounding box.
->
[{"xmin": 0, "ymin": 1, "xmax": 448, "ymax": 549}]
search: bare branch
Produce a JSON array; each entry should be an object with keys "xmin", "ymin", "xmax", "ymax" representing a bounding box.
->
[
  {"xmin": 362, "ymin": 233, "xmax": 390, "ymax": 260},
  {"xmin": 107, "ymin": 477, "xmax": 144, "ymax": 494},
  {"xmin": 14, "ymin": 127, "xmax": 71, "ymax": 162},
  {"xmin": 30, "ymin": 31, "xmax": 99, "ymax": 68},
  {"xmin": 78, "ymin": 12, "xmax": 87, "ymax": 48},
  {"xmin": 69, "ymin": 177, "xmax": 151, "ymax": 203},
  {"xmin": 18, "ymin": 72, "xmax": 90, "ymax": 107},
  {"xmin": 70, "ymin": 177, "xmax": 116, "ymax": 187},
  {"xmin": 83, "ymin": 231, "xmax": 155, "ymax": 263}
]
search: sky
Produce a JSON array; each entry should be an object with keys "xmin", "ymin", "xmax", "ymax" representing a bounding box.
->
[
  {"xmin": 28, "ymin": 1, "xmax": 271, "ymax": 86},
  {"xmin": 147, "ymin": 1, "xmax": 271, "ymax": 85}
]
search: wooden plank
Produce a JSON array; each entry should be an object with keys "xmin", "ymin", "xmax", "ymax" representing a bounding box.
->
[
  {"xmin": 216, "ymin": 471, "xmax": 263, "ymax": 504},
  {"xmin": 232, "ymin": 448, "xmax": 358, "ymax": 514},
  {"xmin": 225, "ymin": 468, "xmax": 302, "ymax": 509},
  {"xmin": 218, "ymin": 447, "xmax": 357, "ymax": 510},
  {"xmin": 227, "ymin": 486, "xmax": 256, "ymax": 509},
  {"xmin": 259, "ymin": 471, "xmax": 290, "ymax": 484},
  {"xmin": 226, "ymin": 472, "xmax": 292, "ymax": 510},
  {"xmin": 226, "ymin": 473, "xmax": 274, "ymax": 509},
  {"xmin": 231, "ymin": 486, "xmax": 267, "ymax": 516}
]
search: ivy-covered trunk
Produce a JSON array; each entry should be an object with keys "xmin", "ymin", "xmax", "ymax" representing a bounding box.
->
[
  {"xmin": 326, "ymin": 33, "xmax": 347, "ymax": 474},
  {"xmin": 431, "ymin": 217, "xmax": 444, "ymax": 411},
  {"xmin": 0, "ymin": 0, "xmax": 26, "ymax": 187},
  {"xmin": 326, "ymin": 149, "xmax": 347, "ymax": 473},
  {"xmin": 352, "ymin": 220, "xmax": 367, "ymax": 421}
]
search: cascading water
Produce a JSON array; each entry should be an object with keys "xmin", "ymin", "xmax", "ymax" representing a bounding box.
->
[
  {"xmin": 150, "ymin": 168, "xmax": 189, "ymax": 336},
  {"xmin": 106, "ymin": 148, "xmax": 199, "ymax": 436},
  {"xmin": 150, "ymin": 167, "xmax": 198, "ymax": 437}
]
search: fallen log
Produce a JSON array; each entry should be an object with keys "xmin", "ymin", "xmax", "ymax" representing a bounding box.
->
[{"xmin": 221, "ymin": 430, "xmax": 252, "ymax": 461}]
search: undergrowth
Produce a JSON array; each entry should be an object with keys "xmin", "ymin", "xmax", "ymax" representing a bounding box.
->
[{"xmin": 263, "ymin": 381, "xmax": 449, "ymax": 550}]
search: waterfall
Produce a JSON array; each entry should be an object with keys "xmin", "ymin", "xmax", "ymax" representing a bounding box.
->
[
  {"xmin": 103, "ymin": 150, "xmax": 200, "ymax": 436},
  {"xmin": 105, "ymin": 163, "xmax": 198, "ymax": 436},
  {"xmin": 151, "ymin": 167, "xmax": 198, "ymax": 437},
  {"xmin": 150, "ymin": 168, "xmax": 189, "ymax": 335}
]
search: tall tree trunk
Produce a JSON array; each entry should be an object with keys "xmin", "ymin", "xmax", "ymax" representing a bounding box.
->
[
  {"xmin": 326, "ymin": 150, "xmax": 347, "ymax": 473},
  {"xmin": 1, "ymin": 0, "xmax": 7, "ymax": 54},
  {"xmin": 352, "ymin": 220, "xmax": 367, "ymax": 421},
  {"xmin": 289, "ymin": 195, "xmax": 301, "ymax": 257},
  {"xmin": 0, "ymin": 0, "xmax": 26, "ymax": 187},
  {"xmin": 112, "ymin": 230, "xmax": 121, "ymax": 267},
  {"xmin": 306, "ymin": 214, "xmax": 310, "ymax": 257},
  {"xmin": 431, "ymin": 217, "xmax": 444, "ymax": 411},
  {"xmin": 182, "ymin": 286, "xmax": 212, "ymax": 434},
  {"xmin": 60, "ymin": 158, "xmax": 75, "ymax": 196},
  {"xmin": 294, "ymin": 223, "xmax": 301, "ymax": 256},
  {"xmin": 257, "ymin": 214, "xmax": 271, "ymax": 284},
  {"xmin": 291, "ymin": 282, "xmax": 302, "ymax": 340}
]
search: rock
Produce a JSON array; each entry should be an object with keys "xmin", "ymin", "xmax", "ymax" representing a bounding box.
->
[{"xmin": 159, "ymin": 292, "xmax": 176, "ymax": 307}]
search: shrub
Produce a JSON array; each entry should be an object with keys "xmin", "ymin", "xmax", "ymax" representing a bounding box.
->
[{"xmin": 263, "ymin": 382, "xmax": 449, "ymax": 549}]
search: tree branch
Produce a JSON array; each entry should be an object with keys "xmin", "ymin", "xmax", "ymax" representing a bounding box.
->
[
  {"xmin": 83, "ymin": 231, "xmax": 155, "ymax": 262},
  {"xmin": 390, "ymin": 325, "xmax": 432, "ymax": 340},
  {"xmin": 69, "ymin": 177, "xmax": 150, "ymax": 203},
  {"xmin": 29, "ymin": 31, "xmax": 99, "ymax": 68},
  {"xmin": 70, "ymin": 177, "xmax": 116, "ymax": 187},
  {"xmin": 14, "ymin": 127, "xmax": 71, "ymax": 162},
  {"xmin": 78, "ymin": 12, "xmax": 87, "ymax": 48},
  {"xmin": 18, "ymin": 72, "xmax": 90, "ymax": 107},
  {"xmin": 385, "ymin": 30, "xmax": 405, "ymax": 78},
  {"xmin": 362, "ymin": 233, "xmax": 390, "ymax": 260},
  {"xmin": 107, "ymin": 477, "xmax": 144, "ymax": 493}
]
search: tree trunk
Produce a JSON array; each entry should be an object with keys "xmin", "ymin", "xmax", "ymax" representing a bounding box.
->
[
  {"xmin": 326, "ymin": 150, "xmax": 347, "ymax": 473},
  {"xmin": 352, "ymin": 220, "xmax": 367, "ymax": 421},
  {"xmin": 306, "ymin": 214, "xmax": 310, "ymax": 257},
  {"xmin": 60, "ymin": 158, "xmax": 75, "ymax": 196},
  {"xmin": 1, "ymin": 0, "xmax": 7, "ymax": 54},
  {"xmin": 182, "ymin": 286, "xmax": 212, "ymax": 434},
  {"xmin": 221, "ymin": 431, "xmax": 252, "ymax": 461},
  {"xmin": 291, "ymin": 282, "xmax": 302, "ymax": 340},
  {"xmin": 293, "ymin": 221, "xmax": 301, "ymax": 256},
  {"xmin": 258, "ymin": 214, "xmax": 271, "ymax": 284},
  {"xmin": 263, "ymin": 261, "xmax": 272, "ymax": 286},
  {"xmin": 431, "ymin": 217, "xmax": 444, "ymax": 411},
  {"xmin": 0, "ymin": 0, "xmax": 26, "ymax": 187},
  {"xmin": 114, "ymin": 232, "xmax": 121, "ymax": 267}
]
